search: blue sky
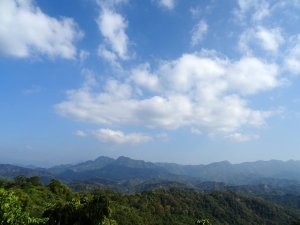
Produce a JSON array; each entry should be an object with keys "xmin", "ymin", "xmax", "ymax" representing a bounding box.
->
[{"xmin": 1, "ymin": 0, "xmax": 300, "ymax": 167}]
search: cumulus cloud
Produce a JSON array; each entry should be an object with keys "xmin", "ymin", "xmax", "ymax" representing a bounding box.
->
[
  {"xmin": 96, "ymin": 5, "xmax": 129, "ymax": 61},
  {"xmin": 50, "ymin": 0, "xmax": 300, "ymax": 143},
  {"xmin": 130, "ymin": 64, "xmax": 160, "ymax": 92},
  {"xmin": 91, "ymin": 129, "xmax": 152, "ymax": 144},
  {"xmin": 0, "ymin": 0, "xmax": 82, "ymax": 59},
  {"xmin": 191, "ymin": 20, "xmax": 208, "ymax": 46},
  {"xmin": 227, "ymin": 57, "xmax": 279, "ymax": 95},
  {"xmin": 56, "ymin": 51, "xmax": 280, "ymax": 136}
]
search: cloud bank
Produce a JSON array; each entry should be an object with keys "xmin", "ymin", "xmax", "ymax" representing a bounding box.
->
[{"xmin": 56, "ymin": 51, "xmax": 280, "ymax": 137}]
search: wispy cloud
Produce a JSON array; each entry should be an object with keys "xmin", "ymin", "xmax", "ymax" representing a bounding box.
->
[
  {"xmin": 96, "ymin": 1, "xmax": 129, "ymax": 63},
  {"xmin": 0, "ymin": 0, "xmax": 83, "ymax": 59},
  {"xmin": 239, "ymin": 27, "xmax": 284, "ymax": 54},
  {"xmin": 79, "ymin": 50, "xmax": 90, "ymax": 65},
  {"xmin": 234, "ymin": 0, "xmax": 270, "ymax": 22},
  {"xmin": 191, "ymin": 20, "xmax": 208, "ymax": 46},
  {"xmin": 284, "ymin": 35, "xmax": 300, "ymax": 76},
  {"xmin": 96, "ymin": 0, "xmax": 128, "ymax": 7},
  {"xmin": 155, "ymin": 0, "xmax": 176, "ymax": 10},
  {"xmin": 74, "ymin": 130, "xmax": 87, "ymax": 137},
  {"xmin": 23, "ymin": 85, "xmax": 44, "ymax": 95},
  {"xmin": 226, "ymin": 133, "xmax": 259, "ymax": 142}
]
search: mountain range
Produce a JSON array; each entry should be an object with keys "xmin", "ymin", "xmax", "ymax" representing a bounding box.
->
[
  {"xmin": 3, "ymin": 155, "xmax": 300, "ymax": 211},
  {"xmin": 1, "ymin": 156, "xmax": 300, "ymax": 188}
]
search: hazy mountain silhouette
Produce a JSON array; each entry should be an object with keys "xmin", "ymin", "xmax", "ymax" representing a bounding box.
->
[{"xmin": 2, "ymin": 156, "xmax": 300, "ymax": 187}]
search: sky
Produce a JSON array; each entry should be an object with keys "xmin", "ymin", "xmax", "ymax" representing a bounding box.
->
[{"xmin": 1, "ymin": 0, "xmax": 300, "ymax": 167}]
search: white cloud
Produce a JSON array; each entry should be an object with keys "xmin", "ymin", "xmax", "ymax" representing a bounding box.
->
[
  {"xmin": 190, "ymin": 7, "xmax": 202, "ymax": 18},
  {"xmin": 81, "ymin": 69, "xmax": 98, "ymax": 88},
  {"xmin": 74, "ymin": 130, "xmax": 87, "ymax": 137},
  {"xmin": 226, "ymin": 133, "xmax": 259, "ymax": 142},
  {"xmin": 284, "ymin": 35, "xmax": 300, "ymax": 75},
  {"xmin": 252, "ymin": 2, "xmax": 270, "ymax": 21},
  {"xmin": 239, "ymin": 27, "xmax": 284, "ymax": 54},
  {"xmin": 98, "ymin": 45, "xmax": 118, "ymax": 63},
  {"xmin": 236, "ymin": 0, "xmax": 253, "ymax": 14},
  {"xmin": 130, "ymin": 64, "xmax": 160, "ymax": 92},
  {"xmin": 56, "ymin": 51, "xmax": 280, "ymax": 136},
  {"xmin": 96, "ymin": 7, "xmax": 129, "ymax": 60},
  {"xmin": 255, "ymin": 27, "xmax": 284, "ymax": 52},
  {"xmin": 0, "ymin": 0, "xmax": 82, "ymax": 59},
  {"xmin": 238, "ymin": 30, "xmax": 253, "ymax": 54},
  {"xmin": 92, "ymin": 129, "xmax": 152, "ymax": 144},
  {"xmin": 235, "ymin": 0, "xmax": 270, "ymax": 22},
  {"xmin": 228, "ymin": 57, "xmax": 279, "ymax": 95},
  {"xmin": 156, "ymin": 0, "xmax": 175, "ymax": 10},
  {"xmin": 191, "ymin": 20, "xmax": 208, "ymax": 46}
]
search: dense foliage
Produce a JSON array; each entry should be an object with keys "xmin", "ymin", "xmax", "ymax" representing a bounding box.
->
[
  {"xmin": 0, "ymin": 177, "xmax": 109, "ymax": 225},
  {"xmin": 1, "ymin": 176, "xmax": 300, "ymax": 225},
  {"xmin": 106, "ymin": 188, "xmax": 299, "ymax": 225},
  {"xmin": 0, "ymin": 188, "xmax": 47, "ymax": 225}
]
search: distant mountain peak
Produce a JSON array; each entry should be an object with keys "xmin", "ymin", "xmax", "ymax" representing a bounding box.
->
[
  {"xmin": 206, "ymin": 160, "xmax": 232, "ymax": 167},
  {"xmin": 95, "ymin": 156, "xmax": 114, "ymax": 161},
  {"xmin": 116, "ymin": 156, "xmax": 131, "ymax": 161}
]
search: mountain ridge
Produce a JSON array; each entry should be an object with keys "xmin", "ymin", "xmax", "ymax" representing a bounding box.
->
[{"xmin": 2, "ymin": 156, "xmax": 300, "ymax": 187}]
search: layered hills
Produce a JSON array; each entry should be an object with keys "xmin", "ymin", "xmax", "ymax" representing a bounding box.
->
[
  {"xmin": 2, "ymin": 156, "xmax": 300, "ymax": 188},
  {"xmin": 2, "ymin": 156, "xmax": 300, "ymax": 224}
]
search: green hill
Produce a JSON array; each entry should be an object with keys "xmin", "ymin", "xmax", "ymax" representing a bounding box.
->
[{"xmin": 1, "ymin": 176, "xmax": 300, "ymax": 225}]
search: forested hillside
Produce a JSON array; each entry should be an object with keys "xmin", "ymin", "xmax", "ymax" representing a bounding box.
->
[{"xmin": 1, "ymin": 176, "xmax": 300, "ymax": 225}]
